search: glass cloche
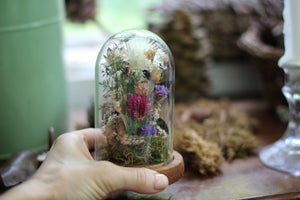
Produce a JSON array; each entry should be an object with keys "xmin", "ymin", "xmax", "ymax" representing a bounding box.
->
[{"xmin": 95, "ymin": 29, "xmax": 175, "ymax": 168}]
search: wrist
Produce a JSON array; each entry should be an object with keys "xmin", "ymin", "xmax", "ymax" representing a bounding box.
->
[{"xmin": 1, "ymin": 179, "xmax": 54, "ymax": 200}]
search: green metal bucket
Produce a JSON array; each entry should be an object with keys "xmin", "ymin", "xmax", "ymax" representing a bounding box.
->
[{"xmin": 0, "ymin": 0, "xmax": 67, "ymax": 159}]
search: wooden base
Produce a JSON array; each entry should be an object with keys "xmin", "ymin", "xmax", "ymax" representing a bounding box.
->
[{"xmin": 152, "ymin": 151, "xmax": 184, "ymax": 184}]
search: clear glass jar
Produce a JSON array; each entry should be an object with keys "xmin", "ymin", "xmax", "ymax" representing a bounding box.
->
[{"xmin": 95, "ymin": 29, "xmax": 174, "ymax": 167}]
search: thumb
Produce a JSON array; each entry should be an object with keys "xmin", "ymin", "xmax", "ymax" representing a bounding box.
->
[
  {"xmin": 95, "ymin": 161, "xmax": 169, "ymax": 195},
  {"xmin": 119, "ymin": 166, "xmax": 169, "ymax": 194}
]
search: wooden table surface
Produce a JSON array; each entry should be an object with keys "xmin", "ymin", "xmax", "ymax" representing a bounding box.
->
[
  {"xmin": 1, "ymin": 100, "xmax": 300, "ymax": 199},
  {"xmin": 108, "ymin": 101, "xmax": 300, "ymax": 200}
]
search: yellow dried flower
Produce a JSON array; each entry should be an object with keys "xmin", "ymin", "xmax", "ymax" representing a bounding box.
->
[
  {"xmin": 115, "ymin": 101, "xmax": 121, "ymax": 113},
  {"xmin": 151, "ymin": 70, "xmax": 162, "ymax": 84},
  {"xmin": 134, "ymin": 83, "xmax": 149, "ymax": 96},
  {"xmin": 154, "ymin": 74, "xmax": 160, "ymax": 84},
  {"xmin": 144, "ymin": 49, "xmax": 156, "ymax": 63}
]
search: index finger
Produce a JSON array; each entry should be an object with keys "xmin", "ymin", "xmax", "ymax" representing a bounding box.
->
[{"xmin": 75, "ymin": 128, "xmax": 103, "ymax": 150}]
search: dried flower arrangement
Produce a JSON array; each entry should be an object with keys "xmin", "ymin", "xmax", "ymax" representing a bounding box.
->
[{"xmin": 95, "ymin": 31, "xmax": 174, "ymax": 167}]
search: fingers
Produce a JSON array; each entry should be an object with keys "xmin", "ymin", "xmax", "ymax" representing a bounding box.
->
[
  {"xmin": 76, "ymin": 128, "xmax": 97, "ymax": 150},
  {"xmin": 72, "ymin": 130, "xmax": 169, "ymax": 195},
  {"xmin": 93, "ymin": 162, "xmax": 169, "ymax": 195},
  {"xmin": 48, "ymin": 129, "xmax": 101, "ymax": 161},
  {"xmin": 56, "ymin": 128, "xmax": 101, "ymax": 150},
  {"xmin": 74, "ymin": 128, "xmax": 105, "ymax": 151},
  {"xmin": 121, "ymin": 167, "xmax": 169, "ymax": 193}
]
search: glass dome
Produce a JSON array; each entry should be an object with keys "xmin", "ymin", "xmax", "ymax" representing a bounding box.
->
[{"xmin": 95, "ymin": 29, "xmax": 175, "ymax": 167}]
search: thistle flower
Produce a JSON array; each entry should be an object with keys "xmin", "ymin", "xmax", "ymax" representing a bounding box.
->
[
  {"xmin": 127, "ymin": 94, "xmax": 151, "ymax": 120},
  {"xmin": 135, "ymin": 83, "xmax": 148, "ymax": 96},
  {"xmin": 126, "ymin": 38, "xmax": 153, "ymax": 72},
  {"xmin": 155, "ymin": 85, "xmax": 170, "ymax": 100},
  {"xmin": 138, "ymin": 124, "xmax": 157, "ymax": 135}
]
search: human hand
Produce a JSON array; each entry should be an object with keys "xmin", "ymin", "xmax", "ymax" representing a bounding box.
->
[{"xmin": 1, "ymin": 128, "xmax": 169, "ymax": 200}]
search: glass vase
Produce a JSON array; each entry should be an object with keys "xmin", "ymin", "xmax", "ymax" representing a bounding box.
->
[
  {"xmin": 94, "ymin": 29, "xmax": 175, "ymax": 168},
  {"xmin": 260, "ymin": 67, "xmax": 300, "ymax": 176}
]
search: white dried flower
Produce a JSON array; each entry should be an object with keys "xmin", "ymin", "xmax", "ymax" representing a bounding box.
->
[
  {"xmin": 119, "ymin": 134, "xmax": 145, "ymax": 145},
  {"xmin": 156, "ymin": 125, "xmax": 168, "ymax": 136},
  {"xmin": 126, "ymin": 38, "xmax": 157, "ymax": 72},
  {"xmin": 152, "ymin": 104, "xmax": 161, "ymax": 120}
]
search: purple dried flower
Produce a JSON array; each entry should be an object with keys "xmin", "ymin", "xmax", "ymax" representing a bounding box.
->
[
  {"xmin": 138, "ymin": 124, "xmax": 157, "ymax": 135},
  {"xmin": 155, "ymin": 85, "xmax": 170, "ymax": 100}
]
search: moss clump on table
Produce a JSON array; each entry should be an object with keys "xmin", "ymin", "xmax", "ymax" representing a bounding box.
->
[{"xmin": 174, "ymin": 99, "xmax": 258, "ymax": 175}]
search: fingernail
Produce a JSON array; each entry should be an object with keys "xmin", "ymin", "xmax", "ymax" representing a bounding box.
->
[{"xmin": 154, "ymin": 174, "xmax": 169, "ymax": 190}]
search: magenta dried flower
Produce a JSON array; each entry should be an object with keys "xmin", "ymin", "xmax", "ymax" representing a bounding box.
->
[
  {"xmin": 155, "ymin": 85, "xmax": 170, "ymax": 100},
  {"xmin": 139, "ymin": 124, "xmax": 157, "ymax": 135},
  {"xmin": 127, "ymin": 94, "xmax": 151, "ymax": 120}
]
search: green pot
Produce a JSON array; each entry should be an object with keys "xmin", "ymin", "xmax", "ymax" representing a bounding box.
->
[{"xmin": 0, "ymin": 0, "xmax": 67, "ymax": 159}]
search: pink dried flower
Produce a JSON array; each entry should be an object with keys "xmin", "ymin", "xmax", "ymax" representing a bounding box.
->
[{"xmin": 127, "ymin": 94, "xmax": 151, "ymax": 120}]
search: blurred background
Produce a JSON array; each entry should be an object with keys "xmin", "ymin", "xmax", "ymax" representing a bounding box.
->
[
  {"xmin": 0, "ymin": 0, "xmax": 285, "ymax": 158},
  {"xmin": 65, "ymin": 0, "xmax": 165, "ymax": 109},
  {"xmin": 65, "ymin": 0, "xmax": 284, "ymax": 109}
]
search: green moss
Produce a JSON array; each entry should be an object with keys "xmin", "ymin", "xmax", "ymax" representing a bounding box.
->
[{"xmin": 106, "ymin": 135, "xmax": 170, "ymax": 167}]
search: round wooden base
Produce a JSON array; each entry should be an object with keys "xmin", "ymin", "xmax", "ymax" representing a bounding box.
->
[{"xmin": 152, "ymin": 151, "xmax": 184, "ymax": 184}]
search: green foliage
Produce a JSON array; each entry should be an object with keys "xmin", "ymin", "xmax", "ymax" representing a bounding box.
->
[
  {"xmin": 150, "ymin": 136, "xmax": 170, "ymax": 163},
  {"xmin": 127, "ymin": 118, "xmax": 139, "ymax": 135},
  {"xmin": 100, "ymin": 46, "xmax": 127, "ymax": 95}
]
